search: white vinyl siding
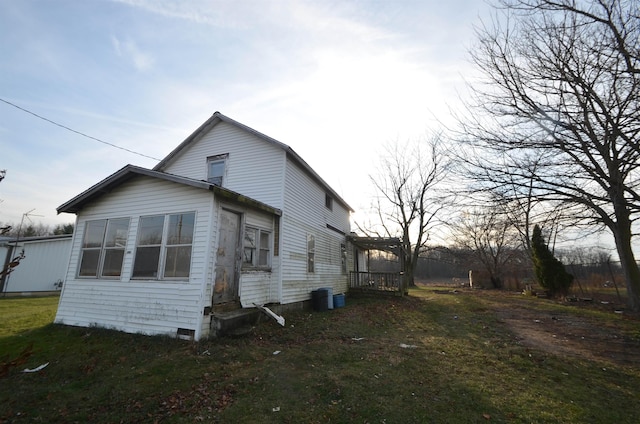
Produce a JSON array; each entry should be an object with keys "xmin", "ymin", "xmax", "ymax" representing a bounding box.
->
[
  {"xmin": 161, "ymin": 122, "xmax": 286, "ymax": 208},
  {"xmin": 279, "ymin": 160, "xmax": 350, "ymax": 304},
  {"xmin": 55, "ymin": 176, "xmax": 215, "ymax": 340}
]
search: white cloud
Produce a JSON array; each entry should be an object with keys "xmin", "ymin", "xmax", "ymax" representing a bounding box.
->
[{"xmin": 111, "ymin": 35, "xmax": 154, "ymax": 71}]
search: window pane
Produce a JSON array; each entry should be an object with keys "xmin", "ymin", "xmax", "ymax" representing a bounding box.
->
[
  {"xmin": 132, "ymin": 246, "xmax": 161, "ymax": 278},
  {"xmin": 79, "ymin": 249, "xmax": 100, "ymax": 276},
  {"xmin": 104, "ymin": 218, "xmax": 130, "ymax": 248},
  {"xmin": 208, "ymin": 160, "xmax": 225, "ymax": 185},
  {"xmin": 167, "ymin": 213, "xmax": 195, "ymax": 245},
  {"xmin": 138, "ymin": 216, "xmax": 164, "ymax": 245},
  {"xmin": 83, "ymin": 220, "xmax": 106, "ymax": 248},
  {"xmin": 101, "ymin": 249, "xmax": 125, "ymax": 277},
  {"xmin": 244, "ymin": 228, "xmax": 256, "ymax": 248},
  {"xmin": 258, "ymin": 249, "xmax": 269, "ymax": 266},
  {"xmin": 259, "ymin": 232, "xmax": 269, "ymax": 249},
  {"xmin": 258, "ymin": 232, "xmax": 270, "ymax": 266},
  {"xmin": 243, "ymin": 247, "xmax": 254, "ymax": 264},
  {"xmin": 164, "ymin": 246, "xmax": 192, "ymax": 278}
]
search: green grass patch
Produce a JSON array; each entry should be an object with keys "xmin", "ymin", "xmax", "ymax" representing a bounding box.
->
[
  {"xmin": 1, "ymin": 289, "xmax": 639, "ymax": 423},
  {"xmin": 0, "ymin": 295, "xmax": 59, "ymax": 338}
]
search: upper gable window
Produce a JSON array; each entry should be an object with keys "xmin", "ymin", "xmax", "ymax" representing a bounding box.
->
[
  {"xmin": 325, "ymin": 193, "xmax": 333, "ymax": 210},
  {"xmin": 207, "ymin": 154, "xmax": 228, "ymax": 186}
]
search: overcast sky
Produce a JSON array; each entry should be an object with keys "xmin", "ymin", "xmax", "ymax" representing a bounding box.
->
[{"xmin": 0, "ymin": 0, "xmax": 490, "ymax": 231}]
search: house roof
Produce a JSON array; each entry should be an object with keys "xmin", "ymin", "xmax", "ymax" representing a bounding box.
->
[
  {"xmin": 4, "ymin": 234, "xmax": 73, "ymax": 244},
  {"xmin": 153, "ymin": 111, "xmax": 354, "ymax": 212},
  {"xmin": 57, "ymin": 164, "xmax": 282, "ymax": 217}
]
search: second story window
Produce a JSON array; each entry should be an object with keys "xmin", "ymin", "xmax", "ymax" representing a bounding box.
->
[
  {"xmin": 207, "ymin": 154, "xmax": 228, "ymax": 186},
  {"xmin": 325, "ymin": 193, "xmax": 333, "ymax": 210}
]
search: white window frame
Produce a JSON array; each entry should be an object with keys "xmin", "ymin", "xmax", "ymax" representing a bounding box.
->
[
  {"xmin": 78, "ymin": 217, "xmax": 130, "ymax": 279},
  {"xmin": 207, "ymin": 154, "xmax": 228, "ymax": 186},
  {"xmin": 131, "ymin": 212, "xmax": 196, "ymax": 280},
  {"xmin": 243, "ymin": 226, "xmax": 271, "ymax": 270}
]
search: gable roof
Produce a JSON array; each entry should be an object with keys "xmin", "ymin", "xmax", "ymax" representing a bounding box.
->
[
  {"xmin": 153, "ymin": 111, "xmax": 354, "ymax": 212},
  {"xmin": 57, "ymin": 164, "xmax": 282, "ymax": 217}
]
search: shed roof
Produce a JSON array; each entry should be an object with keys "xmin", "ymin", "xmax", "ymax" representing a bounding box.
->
[
  {"xmin": 57, "ymin": 164, "xmax": 282, "ymax": 217},
  {"xmin": 153, "ymin": 111, "xmax": 354, "ymax": 212}
]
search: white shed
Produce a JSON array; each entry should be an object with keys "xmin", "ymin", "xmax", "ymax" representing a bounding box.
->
[{"xmin": 1, "ymin": 235, "xmax": 72, "ymax": 294}]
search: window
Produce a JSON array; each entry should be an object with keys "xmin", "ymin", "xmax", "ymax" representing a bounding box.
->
[
  {"xmin": 341, "ymin": 243, "xmax": 347, "ymax": 274},
  {"xmin": 78, "ymin": 218, "xmax": 130, "ymax": 278},
  {"xmin": 244, "ymin": 227, "xmax": 271, "ymax": 268},
  {"xmin": 325, "ymin": 193, "xmax": 333, "ymax": 210},
  {"xmin": 307, "ymin": 234, "xmax": 315, "ymax": 273},
  {"xmin": 207, "ymin": 154, "xmax": 228, "ymax": 186},
  {"xmin": 132, "ymin": 212, "xmax": 195, "ymax": 279}
]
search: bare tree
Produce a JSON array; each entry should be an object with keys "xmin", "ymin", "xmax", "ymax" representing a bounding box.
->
[
  {"xmin": 451, "ymin": 203, "xmax": 524, "ymax": 288},
  {"xmin": 457, "ymin": 0, "xmax": 640, "ymax": 310},
  {"xmin": 356, "ymin": 135, "xmax": 447, "ymax": 288}
]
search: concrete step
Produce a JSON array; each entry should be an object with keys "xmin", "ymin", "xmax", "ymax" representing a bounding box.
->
[{"xmin": 211, "ymin": 308, "xmax": 261, "ymax": 338}]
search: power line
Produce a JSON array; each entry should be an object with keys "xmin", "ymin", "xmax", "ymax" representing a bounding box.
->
[{"xmin": 0, "ymin": 97, "xmax": 161, "ymax": 161}]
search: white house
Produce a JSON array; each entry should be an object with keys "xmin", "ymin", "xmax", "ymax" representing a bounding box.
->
[{"xmin": 54, "ymin": 112, "xmax": 354, "ymax": 340}]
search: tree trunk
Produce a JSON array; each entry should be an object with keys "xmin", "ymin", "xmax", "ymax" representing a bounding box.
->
[{"xmin": 612, "ymin": 224, "xmax": 640, "ymax": 312}]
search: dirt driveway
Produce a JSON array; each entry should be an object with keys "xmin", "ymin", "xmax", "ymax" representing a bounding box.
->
[{"xmin": 469, "ymin": 289, "xmax": 640, "ymax": 367}]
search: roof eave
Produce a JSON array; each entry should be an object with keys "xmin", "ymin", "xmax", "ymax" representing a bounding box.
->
[{"xmin": 57, "ymin": 165, "xmax": 210, "ymax": 215}]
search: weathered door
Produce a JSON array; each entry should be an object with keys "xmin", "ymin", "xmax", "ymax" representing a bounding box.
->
[{"xmin": 213, "ymin": 209, "xmax": 241, "ymax": 304}]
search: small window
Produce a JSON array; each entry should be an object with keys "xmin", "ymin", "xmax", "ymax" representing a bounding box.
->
[
  {"xmin": 132, "ymin": 212, "xmax": 195, "ymax": 279},
  {"xmin": 325, "ymin": 193, "xmax": 333, "ymax": 210},
  {"xmin": 207, "ymin": 154, "xmax": 228, "ymax": 186},
  {"xmin": 244, "ymin": 227, "xmax": 271, "ymax": 268},
  {"xmin": 78, "ymin": 218, "xmax": 130, "ymax": 278},
  {"xmin": 341, "ymin": 243, "xmax": 347, "ymax": 274},
  {"xmin": 307, "ymin": 234, "xmax": 315, "ymax": 273}
]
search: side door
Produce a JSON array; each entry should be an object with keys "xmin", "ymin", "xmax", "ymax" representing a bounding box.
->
[{"xmin": 213, "ymin": 209, "xmax": 241, "ymax": 304}]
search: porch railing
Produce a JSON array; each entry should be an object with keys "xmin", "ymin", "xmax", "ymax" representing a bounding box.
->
[{"xmin": 349, "ymin": 271, "xmax": 402, "ymax": 292}]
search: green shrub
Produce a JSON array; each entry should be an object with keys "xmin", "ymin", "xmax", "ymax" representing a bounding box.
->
[{"xmin": 531, "ymin": 225, "xmax": 573, "ymax": 297}]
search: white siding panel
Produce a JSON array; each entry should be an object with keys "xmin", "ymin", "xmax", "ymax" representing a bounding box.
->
[
  {"xmin": 2, "ymin": 237, "xmax": 71, "ymax": 293},
  {"xmin": 239, "ymin": 271, "xmax": 272, "ymax": 307},
  {"xmin": 162, "ymin": 122, "xmax": 286, "ymax": 209},
  {"xmin": 280, "ymin": 161, "xmax": 350, "ymax": 304},
  {"xmin": 56, "ymin": 176, "xmax": 215, "ymax": 340}
]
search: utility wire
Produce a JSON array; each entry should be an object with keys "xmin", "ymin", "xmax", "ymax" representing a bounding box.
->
[{"xmin": 0, "ymin": 97, "xmax": 161, "ymax": 161}]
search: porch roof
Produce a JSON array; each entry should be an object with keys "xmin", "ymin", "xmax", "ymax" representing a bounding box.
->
[
  {"xmin": 348, "ymin": 235, "xmax": 402, "ymax": 253},
  {"xmin": 57, "ymin": 164, "xmax": 282, "ymax": 217}
]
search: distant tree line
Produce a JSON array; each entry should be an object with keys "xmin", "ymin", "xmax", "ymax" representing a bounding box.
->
[
  {"xmin": 0, "ymin": 222, "xmax": 74, "ymax": 238},
  {"xmin": 366, "ymin": 244, "xmax": 621, "ymax": 292}
]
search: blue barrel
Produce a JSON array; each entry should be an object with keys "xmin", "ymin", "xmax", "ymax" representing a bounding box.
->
[{"xmin": 333, "ymin": 293, "xmax": 345, "ymax": 308}]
